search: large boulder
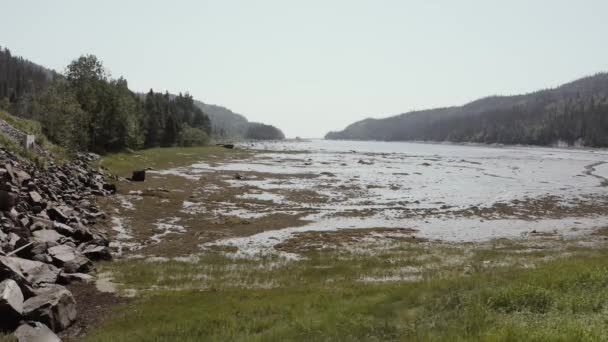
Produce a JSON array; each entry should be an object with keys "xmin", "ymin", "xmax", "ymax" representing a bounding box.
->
[
  {"xmin": 23, "ymin": 285, "xmax": 77, "ymax": 332},
  {"xmin": 14, "ymin": 321, "xmax": 60, "ymax": 342},
  {"xmin": 48, "ymin": 245, "xmax": 93, "ymax": 273},
  {"xmin": 0, "ymin": 279, "xmax": 24, "ymax": 329},
  {"xmin": 131, "ymin": 170, "xmax": 146, "ymax": 182},
  {"xmin": 0, "ymin": 256, "xmax": 61, "ymax": 288}
]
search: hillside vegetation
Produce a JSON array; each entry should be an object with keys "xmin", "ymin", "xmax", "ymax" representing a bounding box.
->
[
  {"xmin": 326, "ymin": 73, "xmax": 608, "ymax": 147},
  {"xmin": 194, "ymin": 100, "xmax": 285, "ymax": 140}
]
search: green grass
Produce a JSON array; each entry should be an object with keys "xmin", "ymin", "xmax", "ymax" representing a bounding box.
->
[
  {"xmin": 0, "ymin": 110, "xmax": 69, "ymax": 164},
  {"xmin": 99, "ymin": 145, "xmax": 246, "ymax": 177},
  {"xmin": 86, "ymin": 245, "xmax": 608, "ymax": 341}
]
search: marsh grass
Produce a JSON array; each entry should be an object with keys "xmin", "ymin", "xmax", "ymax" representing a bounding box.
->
[
  {"xmin": 86, "ymin": 240, "xmax": 608, "ymax": 341},
  {"xmin": 98, "ymin": 145, "xmax": 249, "ymax": 177}
]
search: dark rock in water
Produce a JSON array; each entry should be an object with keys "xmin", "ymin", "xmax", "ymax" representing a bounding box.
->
[
  {"xmin": 23, "ymin": 285, "xmax": 77, "ymax": 332},
  {"xmin": 234, "ymin": 173, "xmax": 244, "ymax": 180},
  {"xmin": 14, "ymin": 321, "xmax": 61, "ymax": 342},
  {"xmin": 131, "ymin": 170, "xmax": 146, "ymax": 182},
  {"xmin": 102, "ymin": 183, "xmax": 117, "ymax": 194},
  {"xmin": 0, "ymin": 279, "xmax": 24, "ymax": 329},
  {"xmin": 0, "ymin": 190, "xmax": 19, "ymax": 211},
  {"xmin": 223, "ymin": 144, "xmax": 234, "ymax": 149}
]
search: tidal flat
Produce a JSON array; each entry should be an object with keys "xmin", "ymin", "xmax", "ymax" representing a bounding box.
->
[{"xmin": 82, "ymin": 141, "xmax": 608, "ymax": 341}]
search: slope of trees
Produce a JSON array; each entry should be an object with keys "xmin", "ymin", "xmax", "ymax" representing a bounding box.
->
[
  {"xmin": 0, "ymin": 46, "xmax": 54, "ymax": 108},
  {"xmin": 326, "ymin": 73, "xmax": 608, "ymax": 147},
  {"xmin": 0, "ymin": 51, "xmax": 212, "ymax": 153},
  {"xmin": 193, "ymin": 100, "xmax": 284, "ymax": 141},
  {"xmin": 245, "ymin": 123, "xmax": 285, "ymax": 140}
]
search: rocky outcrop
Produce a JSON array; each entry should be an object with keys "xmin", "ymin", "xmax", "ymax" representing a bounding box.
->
[{"xmin": 0, "ymin": 148, "xmax": 116, "ymax": 337}]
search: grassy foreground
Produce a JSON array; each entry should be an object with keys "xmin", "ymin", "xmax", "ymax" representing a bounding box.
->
[{"xmin": 85, "ymin": 244, "xmax": 608, "ymax": 341}]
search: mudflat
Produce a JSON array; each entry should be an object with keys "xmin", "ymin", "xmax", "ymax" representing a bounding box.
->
[{"xmin": 82, "ymin": 141, "xmax": 608, "ymax": 341}]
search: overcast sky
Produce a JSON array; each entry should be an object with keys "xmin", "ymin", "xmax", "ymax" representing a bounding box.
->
[{"xmin": 2, "ymin": 0, "xmax": 608, "ymax": 138}]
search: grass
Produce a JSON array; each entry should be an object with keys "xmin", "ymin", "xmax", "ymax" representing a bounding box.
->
[
  {"xmin": 98, "ymin": 145, "xmax": 247, "ymax": 177},
  {"xmin": 85, "ymin": 240, "xmax": 608, "ymax": 341},
  {"xmin": 0, "ymin": 110, "xmax": 69, "ymax": 165}
]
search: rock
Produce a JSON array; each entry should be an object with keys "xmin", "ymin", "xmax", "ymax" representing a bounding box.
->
[
  {"xmin": 70, "ymin": 223, "xmax": 93, "ymax": 242},
  {"xmin": 52, "ymin": 222, "xmax": 74, "ymax": 237},
  {"xmin": 14, "ymin": 170, "xmax": 31, "ymax": 186},
  {"xmin": 14, "ymin": 321, "xmax": 61, "ymax": 342},
  {"xmin": 102, "ymin": 183, "xmax": 117, "ymax": 194},
  {"xmin": 0, "ymin": 256, "xmax": 61, "ymax": 288},
  {"xmin": 28, "ymin": 191, "xmax": 43, "ymax": 205},
  {"xmin": 23, "ymin": 285, "xmax": 77, "ymax": 332},
  {"xmin": 131, "ymin": 170, "xmax": 146, "ymax": 182},
  {"xmin": 222, "ymin": 144, "xmax": 235, "ymax": 149},
  {"xmin": 0, "ymin": 279, "xmax": 24, "ymax": 329},
  {"xmin": 82, "ymin": 244, "xmax": 112, "ymax": 261},
  {"xmin": 234, "ymin": 173, "xmax": 244, "ymax": 180},
  {"xmin": 58, "ymin": 272, "xmax": 94, "ymax": 285},
  {"xmin": 32, "ymin": 230, "xmax": 65, "ymax": 244},
  {"xmin": 48, "ymin": 245, "xmax": 92, "ymax": 273},
  {"xmin": 0, "ymin": 190, "xmax": 19, "ymax": 210},
  {"xmin": 46, "ymin": 207, "xmax": 68, "ymax": 223}
]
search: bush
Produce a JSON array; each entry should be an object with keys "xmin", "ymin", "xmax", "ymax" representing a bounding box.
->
[{"xmin": 177, "ymin": 125, "xmax": 209, "ymax": 147}]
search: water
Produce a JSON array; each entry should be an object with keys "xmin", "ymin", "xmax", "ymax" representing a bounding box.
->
[{"xmin": 168, "ymin": 140, "xmax": 608, "ymax": 256}]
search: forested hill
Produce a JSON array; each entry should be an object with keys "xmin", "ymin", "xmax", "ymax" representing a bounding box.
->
[
  {"xmin": 326, "ymin": 73, "xmax": 608, "ymax": 147},
  {"xmin": 0, "ymin": 46, "xmax": 284, "ymax": 154},
  {"xmin": 193, "ymin": 100, "xmax": 285, "ymax": 140}
]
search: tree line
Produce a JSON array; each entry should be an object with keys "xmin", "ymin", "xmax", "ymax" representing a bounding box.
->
[
  {"xmin": 0, "ymin": 48, "xmax": 211, "ymax": 153},
  {"xmin": 326, "ymin": 73, "xmax": 608, "ymax": 147}
]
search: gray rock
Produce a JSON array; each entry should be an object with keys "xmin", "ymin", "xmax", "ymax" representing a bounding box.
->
[
  {"xmin": 28, "ymin": 191, "xmax": 43, "ymax": 205},
  {"xmin": 0, "ymin": 279, "xmax": 24, "ymax": 328},
  {"xmin": 53, "ymin": 222, "xmax": 75, "ymax": 237},
  {"xmin": 14, "ymin": 321, "xmax": 61, "ymax": 342},
  {"xmin": 48, "ymin": 245, "xmax": 92, "ymax": 273},
  {"xmin": 23, "ymin": 285, "xmax": 77, "ymax": 332},
  {"xmin": 0, "ymin": 256, "xmax": 61, "ymax": 288},
  {"xmin": 32, "ymin": 229, "xmax": 65, "ymax": 244}
]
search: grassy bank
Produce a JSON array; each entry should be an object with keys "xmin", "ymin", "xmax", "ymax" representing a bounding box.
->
[
  {"xmin": 98, "ymin": 145, "xmax": 247, "ymax": 177},
  {"xmin": 85, "ymin": 239, "xmax": 608, "ymax": 341}
]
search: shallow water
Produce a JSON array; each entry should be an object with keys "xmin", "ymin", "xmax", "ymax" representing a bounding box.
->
[{"xmin": 166, "ymin": 140, "xmax": 608, "ymax": 255}]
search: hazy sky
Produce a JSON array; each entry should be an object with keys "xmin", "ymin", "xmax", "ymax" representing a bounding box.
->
[{"xmin": 2, "ymin": 0, "xmax": 608, "ymax": 138}]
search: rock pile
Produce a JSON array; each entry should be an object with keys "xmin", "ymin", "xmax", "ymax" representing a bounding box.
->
[{"xmin": 0, "ymin": 148, "xmax": 115, "ymax": 340}]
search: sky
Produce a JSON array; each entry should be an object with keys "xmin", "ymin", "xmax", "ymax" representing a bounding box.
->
[{"xmin": 2, "ymin": 0, "xmax": 608, "ymax": 138}]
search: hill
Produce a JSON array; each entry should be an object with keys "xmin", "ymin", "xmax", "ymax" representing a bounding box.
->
[
  {"xmin": 326, "ymin": 73, "xmax": 608, "ymax": 147},
  {"xmin": 193, "ymin": 100, "xmax": 285, "ymax": 140}
]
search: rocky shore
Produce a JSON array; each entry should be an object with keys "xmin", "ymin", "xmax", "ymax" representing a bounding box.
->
[{"xmin": 0, "ymin": 148, "xmax": 116, "ymax": 341}]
